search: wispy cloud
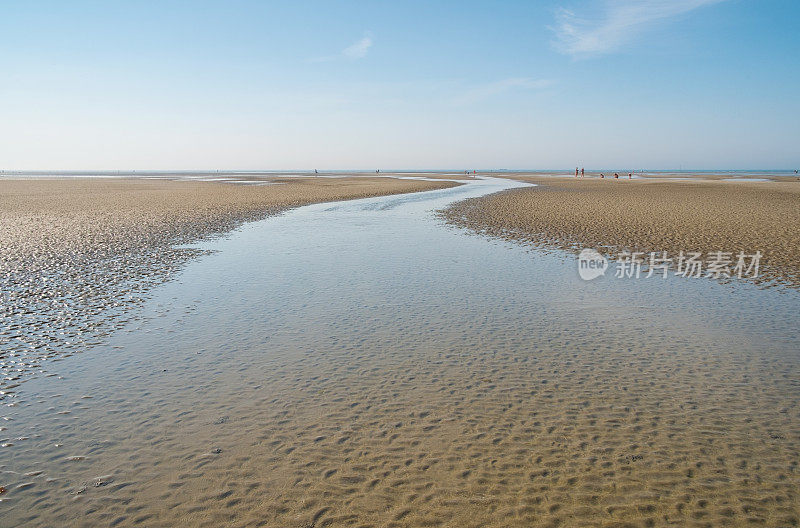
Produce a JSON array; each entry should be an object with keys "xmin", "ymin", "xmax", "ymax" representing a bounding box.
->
[
  {"xmin": 551, "ymin": 0, "xmax": 726, "ymax": 58},
  {"xmin": 311, "ymin": 33, "xmax": 373, "ymax": 62},
  {"xmin": 452, "ymin": 78, "xmax": 554, "ymax": 105},
  {"xmin": 342, "ymin": 35, "xmax": 373, "ymax": 60}
]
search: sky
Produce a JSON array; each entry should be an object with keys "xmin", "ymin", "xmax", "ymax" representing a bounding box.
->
[{"xmin": 1, "ymin": 0, "xmax": 798, "ymax": 170}]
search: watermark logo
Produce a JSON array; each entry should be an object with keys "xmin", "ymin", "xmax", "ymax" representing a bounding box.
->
[
  {"xmin": 577, "ymin": 249, "xmax": 761, "ymax": 281},
  {"xmin": 578, "ymin": 248, "xmax": 608, "ymax": 281}
]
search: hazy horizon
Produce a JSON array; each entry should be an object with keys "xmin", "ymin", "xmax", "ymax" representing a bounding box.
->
[
  {"xmin": 2, "ymin": 167, "xmax": 798, "ymax": 174},
  {"xmin": 2, "ymin": 0, "xmax": 798, "ymax": 170}
]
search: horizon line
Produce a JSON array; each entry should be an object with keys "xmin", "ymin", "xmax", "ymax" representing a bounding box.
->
[{"xmin": 1, "ymin": 168, "xmax": 798, "ymax": 174}]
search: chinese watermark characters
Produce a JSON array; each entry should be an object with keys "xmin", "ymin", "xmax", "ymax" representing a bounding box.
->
[{"xmin": 578, "ymin": 249, "xmax": 761, "ymax": 281}]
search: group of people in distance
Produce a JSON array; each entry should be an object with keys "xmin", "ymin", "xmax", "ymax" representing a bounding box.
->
[{"xmin": 575, "ymin": 167, "xmax": 632, "ymax": 179}]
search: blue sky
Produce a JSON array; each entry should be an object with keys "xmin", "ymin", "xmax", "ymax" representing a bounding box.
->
[{"xmin": 1, "ymin": 0, "xmax": 798, "ymax": 170}]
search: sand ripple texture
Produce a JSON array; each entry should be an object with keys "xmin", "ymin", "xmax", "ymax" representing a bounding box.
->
[
  {"xmin": 440, "ymin": 177, "xmax": 800, "ymax": 288},
  {"xmin": 0, "ymin": 177, "xmax": 456, "ymax": 399},
  {"xmin": 1, "ymin": 305, "xmax": 797, "ymax": 528},
  {"xmin": 1, "ymin": 177, "xmax": 797, "ymax": 528}
]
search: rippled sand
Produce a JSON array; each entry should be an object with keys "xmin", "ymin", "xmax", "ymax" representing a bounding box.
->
[
  {"xmin": 0, "ymin": 177, "xmax": 458, "ymax": 398},
  {"xmin": 441, "ymin": 177, "xmax": 800, "ymax": 288},
  {"xmin": 3, "ymin": 303, "xmax": 798, "ymax": 527},
  {"xmin": 1, "ymin": 179, "xmax": 798, "ymax": 527}
]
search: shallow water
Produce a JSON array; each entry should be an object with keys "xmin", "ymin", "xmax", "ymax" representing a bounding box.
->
[
  {"xmin": 721, "ymin": 177, "xmax": 772, "ymax": 183},
  {"xmin": 1, "ymin": 178, "xmax": 798, "ymax": 527}
]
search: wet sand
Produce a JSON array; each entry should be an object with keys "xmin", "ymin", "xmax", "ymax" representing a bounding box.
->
[
  {"xmin": 0, "ymin": 177, "xmax": 458, "ymax": 396},
  {"xmin": 1, "ymin": 178, "xmax": 798, "ymax": 528},
  {"xmin": 442, "ymin": 176, "xmax": 800, "ymax": 288}
]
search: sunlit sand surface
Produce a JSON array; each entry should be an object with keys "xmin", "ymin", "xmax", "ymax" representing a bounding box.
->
[
  {"xmin": 443, "ymin": 176, "xmax": 800, "ymax": 288},
  {"xmin": 1, "ymin": 178, "xmax": 798, "ymax": 527},
  {"xmin": 0, "ymin": 176, "xmax": 458, "ymax": 397}
]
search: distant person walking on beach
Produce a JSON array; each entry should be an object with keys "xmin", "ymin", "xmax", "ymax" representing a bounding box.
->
[
  {"xmin": 628, "ymin": 172, "xmax": 632, "ymax": 179},
  {"xmin": 580, "ymin": 168, "xmax": 584, "ymax": 178},
  {"xmin": 614, "ymin": 173, "xmax": 619, "ymax": 179}
]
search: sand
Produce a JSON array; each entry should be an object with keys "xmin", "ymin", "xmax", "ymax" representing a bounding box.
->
[
  {"xmin": 441, "ymin": 176, "xmax": 800, "ymax": 288},
  {"xmin": 3, "ymin": 267, "xmax": 798, "ymax": 528},
  {"xmin": 0, "ymin": 177, "xmax": 458, "ymax": 396},
  {"xmin": 1, "ymin": 177, "xmax": 798, "ymax": 528},
  {"xmin": 0, "ymin": 177, "xmax": 460, "ymax": 262}
]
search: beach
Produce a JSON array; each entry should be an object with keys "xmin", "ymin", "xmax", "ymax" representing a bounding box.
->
[
  {"xmin": 4, "ymin": 1, "xmax": 799, "ymax": 525},
  {"xmin": 442, "ymin": 176, "xmax": 800, "ymax": 288},
  {"xmin": 0, "ymin": 176, "xmax": 459, "ymax": 397},
  {"xmin": 1, "ymin": 177, "xmax": 798, "ymax": 528}
]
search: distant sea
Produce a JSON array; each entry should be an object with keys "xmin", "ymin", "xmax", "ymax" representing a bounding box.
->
[{"xmin": 0, "ymin": 169, "xmax": 797, "ymax": 180}]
